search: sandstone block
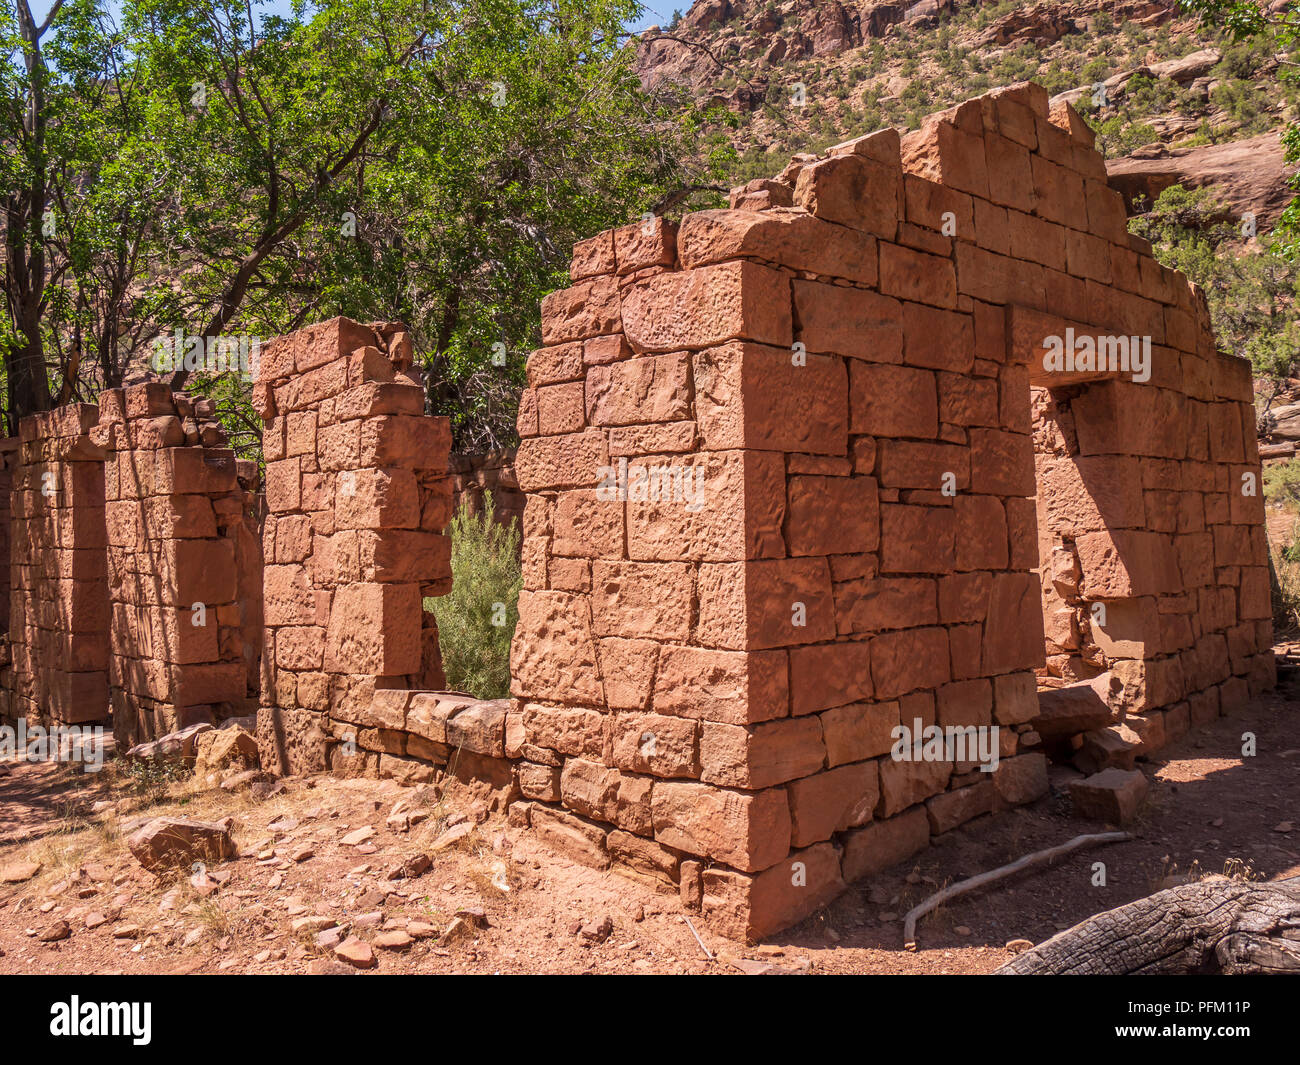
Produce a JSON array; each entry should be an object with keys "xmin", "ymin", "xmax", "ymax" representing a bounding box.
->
[
  {"xmin": 788, "ymin": 761, "xmax": 879, "ymax": 847},
  {"xmin": 699, "ymin": 717, "xmax": 826, "ymax": 789},
  {"xmin": 678, "ymin": 208, "xmax": 879, "ymax": 285},
  {"xmin": 703, "ymin": 843, "xmax": 845, "ymax": 941},
  {"xmin": 1068, "ymin": 768, "xmax": 1149, "ymax": 825},
  {"xmin": 620, "ymin": 260, "xmax": 792, "ymax": 353},
  {"xmin": 840, "ymin": 807, "xmax": 930, "ymax": 881},
  {"xmin": 651, "ymin": 782, "xmax": 791, "ymax": 872}
]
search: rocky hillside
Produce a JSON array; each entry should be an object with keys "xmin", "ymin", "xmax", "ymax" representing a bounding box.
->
[{"xmin": 637, "ymin": 0, "xmax": 1297, "ymax": 227}]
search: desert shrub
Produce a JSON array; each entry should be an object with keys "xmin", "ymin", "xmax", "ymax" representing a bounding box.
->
[
  {"xmin": 900, "ymin": 81, "xmax": 932, "ymax": 111},
  {"xmin": 1081, "ymin": 55, "xmax": 1111, "ymax": 84},
  {"xmin": 1123, "ymin": 72, "xmax": 1181, "ymax": 117},
  {"xmin": 992, "ymin": 43, "xmax": 1040, "ymax": 83},
  {"xmin": 125, "ymin": 757, "xmax": 191, "ymax": 801},
  {"xmin": 729, "ymin": 145, "xmax": 778, "ymax": 185},
  {"xmin": 1216, "ymin": 39, "xmax": 1265, "ymax": 82},
  {"xmin": 1264, "ymin": 457, "xmax": 1300, "ymax": 507},
  {"xmin": 1091, "ymin": 113, "xmax": 1160, "ymax": 156},
  {"xmin": 429, "ymin": 493, "xmax": 522, "ymax": 699},
  {"xmin": 1038, "ymin": 59, "xmax": 1079, "ymax": 96},
  {"xmin": 1271, "ymin": 532, "xmax": 1300, "ymax": 635},
  {"xmin": 1210, "ymin": 78, "xmax": 1271, "ymax": 134}
]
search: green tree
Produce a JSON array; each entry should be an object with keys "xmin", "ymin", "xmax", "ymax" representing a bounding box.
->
[
  {"xmin": 2, "ymin": 0, "xmax": 725, "ymax": 447},
  {"xmin": 1, "ymin": 0, "xmax": 61, "ymax": 423},
  {"xmin": 1181, "ymin": 0, "xmax": 1300, "ymax": 257}
]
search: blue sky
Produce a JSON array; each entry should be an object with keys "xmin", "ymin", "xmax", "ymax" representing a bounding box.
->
[
  {"xmin": 28, "ymin": 0, "xmax": 671, "ymax": 34},
  {"xmin": 630, "ymin": 3, "xmax": 676, "ymax": 32}
]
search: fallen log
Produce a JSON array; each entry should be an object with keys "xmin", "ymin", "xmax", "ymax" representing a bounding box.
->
[
  {"xmin": 995, "ymin": 876, "xmax": 1300, "ymax": 974},
  {"xmin": 1260, "ymin": 441, "xmax": 1297, "ymax": 459}
]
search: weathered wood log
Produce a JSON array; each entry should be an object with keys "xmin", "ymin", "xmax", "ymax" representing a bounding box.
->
[
  {"xmin": 996, "ymin": 877, "xmax": 1300, "ymax": 974},
  {"xmin": 1260, "ymin": 441, "xmax": 1297, "ymax": 459}
]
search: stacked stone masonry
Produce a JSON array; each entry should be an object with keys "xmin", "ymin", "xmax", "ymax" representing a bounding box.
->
[
  {"xmin": 0, "ymin": 80, "xmax": 1277, "ymax": 946},
  {"xmin": 96, "ymin": 383, "xmax": 262, "ymax": 748},
  {"xmin": 1031, "ymin": 342, "xmax": 1273, "ymax": 747},
  {"xmin": 449, "ymin": 449, "xmax": 524, "ymax": 532},
  {"xmin": 2, "ymin": 406, "xmax": 111, "ymax": 726},
  {"xmin": 0, "ymin": 438, "xmax": 15, "ymax": 647},
  {"xmin": 507, "ymin": 81, "xmax": 1275, "ymax": 940},
  {"xmin": 0, "ymin": 388, "xmax": 262, "ymax": 738},
  {"xmin": 251, "ymin": 317, "xmax": 512, "ymax": 789}
]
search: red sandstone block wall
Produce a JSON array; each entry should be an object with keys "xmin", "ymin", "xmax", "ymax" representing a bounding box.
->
[
  {"xmin": 253, "ymin": 317, "xmax": 455, "ymax": 778},
  {"xmin": 508, "ymin": 81, "xmax": 1275, "ymax": 940},
  {"xmin": 0, "ymin": 440, "xmax": 17, "ymax": 696},
  {"xmin": 449, "ymin": 449, "xmax": 523, "ymax": 531},
  {"xmin": 1032, "ymin": 356, "xmax": 1273, "ymax": 748},
  {"xmin": 2, "ymin": 406, "xmax": 110, "ymax": 726},
  {"xmin": 95, "ymin": 382, "xmax": 261, "ymax": 747},
  {"xmin": 0, "ymin": 441, "xmax": 14, "ymax": 621}
]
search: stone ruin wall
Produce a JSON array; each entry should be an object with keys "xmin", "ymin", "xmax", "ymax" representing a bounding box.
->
[
  {"xmin": 251, "ymin": 318, "xmax": 514, "ymax": 791},
  {"xmin": 0, "ymin": 81, "xmax": 1277, "ymax": 944},
  {"xmin": 0, "ymin": 390, "xmax": 262, "ymax": 742},
  {"xmin": 0, "ymin": 325, "xmax": 515, "ymax": 798},
  {"xmin": 1031, "ymin": 353, "xmax": 1273, "ymax": 751},
  {"xmin": 96, "ymin": 383, "xmax": 262, "ymax": 748},
  {"xmin": 0, "ymin": 439, "xmax": 15, "ymax": 652},
  {"xmin": 506, "ymin": 81, "xmax": 1275, "ymax": 940},
  {"xmin": 1, "ymin": 405, "xmax": 111, "ymax": 727},
  {"xmin": 449, "ymin": 449, "xmax": 524, "ymax": 532}
]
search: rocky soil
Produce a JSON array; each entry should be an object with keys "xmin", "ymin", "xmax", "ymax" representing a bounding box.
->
[{"xmin": 1, "ymin": 681, "xmax": 1294, "ymax": 974}]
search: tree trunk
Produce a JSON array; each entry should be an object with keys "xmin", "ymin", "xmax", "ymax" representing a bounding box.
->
[
  {"xmin": 3, "ymin": 0, "xmax": 56, "ymax": 429},
  {"xmin": 996, "ymin": 878, "xmax": 1300, "ymax": 974}
]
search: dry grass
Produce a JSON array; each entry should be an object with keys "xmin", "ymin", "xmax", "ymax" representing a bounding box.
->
[
  {"xmin": 192, "ymin": 897, "xmax": 231, "ymax": 937},
  {"xmin": 1272, "ymin": 547, "xmax": 1300, "ymax": 638}
]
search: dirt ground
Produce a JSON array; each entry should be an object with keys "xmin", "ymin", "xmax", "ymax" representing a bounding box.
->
[{"xmin": 0, "ymin": 680, "xmax": 1295, "ymax": 976}]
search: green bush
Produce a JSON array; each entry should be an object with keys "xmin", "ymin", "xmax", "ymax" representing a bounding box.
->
[
  {"xmin": 429, "ymin": 493, "xmax": 522, "ymax": 699},
  {"xmin": 1081, "ymin": 56, "xmax": 1111, "ymax": 84},
  {"xmin": 1271, "ymin": 533, "xmax": 1300, "ymax": 636},
  {"xmin": 1265, "ymin": 457, "xmax": 1300, "ymax": 509}
]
